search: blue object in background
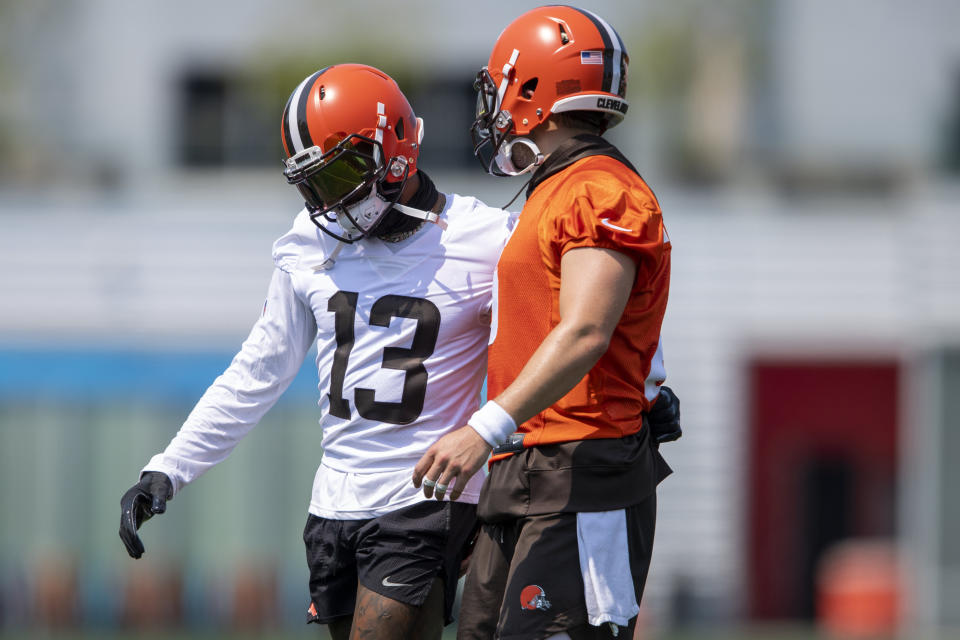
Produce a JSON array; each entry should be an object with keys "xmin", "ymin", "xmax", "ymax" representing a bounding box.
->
[{"xmin": 0, "ymin": 347, "xmax": 319, "ymax": 402}]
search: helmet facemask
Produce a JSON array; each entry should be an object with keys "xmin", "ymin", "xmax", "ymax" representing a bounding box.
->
[
  {"xmin": 283, "ymin": 133, "xmax": 410, "ymax": 243},
  {"xmin": 470, "ymin": 68, "xmax": 544, "ymax": 177}
]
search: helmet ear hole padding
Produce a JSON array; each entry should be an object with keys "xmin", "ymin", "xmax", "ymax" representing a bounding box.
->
[
  {"xmin": 395, "ymin": 117, "xmax": 405, "ymax": 140},
  {"xmin": 520, "ymin": 77, "xmax": 539, "ymax": 100}
]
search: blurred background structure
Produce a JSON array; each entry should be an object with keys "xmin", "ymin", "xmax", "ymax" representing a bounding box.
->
[{"xmin": 1, "ymin": 0, "xmax": 959, "ymax": 638}]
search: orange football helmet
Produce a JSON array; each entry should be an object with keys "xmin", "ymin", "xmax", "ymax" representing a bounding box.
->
[
  {"xmin": 471, "ymin": 6, "xmax": 629, "ymax": 175},
  {"xmin": 281, "ymin": 64, "xmax": 424, "ymax": 242}
]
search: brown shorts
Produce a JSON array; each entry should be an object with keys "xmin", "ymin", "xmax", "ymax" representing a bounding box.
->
[{"xmin": 457, "ymin": 493, "xmax": 657, "ymax": 640}]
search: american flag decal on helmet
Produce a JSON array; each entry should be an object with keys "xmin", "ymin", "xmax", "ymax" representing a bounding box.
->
[{"xmin": 580, "ymin": 51, "xmax": 603, "ymax": 65}]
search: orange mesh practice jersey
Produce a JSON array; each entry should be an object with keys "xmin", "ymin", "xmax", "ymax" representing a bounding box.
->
[{"xmin": 488, "ymin": 154, "xmax": 671, "ymax": 451}]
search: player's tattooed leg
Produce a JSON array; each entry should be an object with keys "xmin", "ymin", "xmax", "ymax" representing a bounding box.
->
[{"xmin": 350, "ymin": 583, "xmax": 419, "ymax": 640}]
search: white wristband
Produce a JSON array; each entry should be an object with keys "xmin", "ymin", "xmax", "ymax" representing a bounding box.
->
[{"xmin": 467, "ymin": 400, "xmax": 517, "ymax": 447}]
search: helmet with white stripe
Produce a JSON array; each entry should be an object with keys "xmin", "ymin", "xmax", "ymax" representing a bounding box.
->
[
  {"xmin": 471, "ymin": 5, "xmax": 629, "ymax": 176},
  {"xmin": 281, "ymin": 64, "xmax": 424, "ymax": 242}
]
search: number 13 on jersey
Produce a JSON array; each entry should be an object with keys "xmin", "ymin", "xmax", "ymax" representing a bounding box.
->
[{"xmin": 326, "ymin": 291, "xmax": 441, "ymax": 425}]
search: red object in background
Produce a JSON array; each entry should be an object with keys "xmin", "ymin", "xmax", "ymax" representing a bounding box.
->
[
  {"xmin": 747, "ymin": 359, "xmax": 899, "ymax": 620},
  {"xmin": 30, "ymin": 554, "xmax": 79, "ymax": 629},
  {"xmin": 120, "ymin": 560, "xmax": 183, "ymax": 628},
  {"xmin": 228, "ymin": 561, "xmax": 278, "ymax": 631},
  {"xmin": 816, "ymin": 539, "xmax": 901, "ymax": 637}
]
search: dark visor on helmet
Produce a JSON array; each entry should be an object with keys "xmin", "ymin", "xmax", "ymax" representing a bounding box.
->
[{"xmin": 284, "ymin": 135, "xmax": 384, "ymax": 212}]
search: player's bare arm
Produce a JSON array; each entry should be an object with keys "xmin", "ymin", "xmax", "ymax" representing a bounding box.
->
[{"xmin": 414, "ymin": 246, "xmax": 636, "ymax": 500}]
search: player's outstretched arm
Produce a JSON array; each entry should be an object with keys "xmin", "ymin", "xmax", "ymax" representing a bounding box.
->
[
  {"xmin": 119, "ymin": 471, "xmax": 173, "ymax": 559},
  {"xmin": 142, "ymin": 269, "xmax": 317, "ymax": 488}
]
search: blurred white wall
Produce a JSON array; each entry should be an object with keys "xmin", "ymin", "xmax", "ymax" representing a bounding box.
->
[
  {"xmin": 3, "ymin": 0, "xmax": 957, "ymax": 186},
  {"xmin": 772, "ymin": 0, "xmax": 960, "ymax": 170}
]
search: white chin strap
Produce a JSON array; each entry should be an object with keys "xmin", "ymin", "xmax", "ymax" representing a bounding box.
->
[
  {"xmin": 495, "ymin": 137, "xmax": 544, "ymax": 176},
  {"xmin": 392, "ymin": 202, "xmax": 446, "ymax": 229},
  {"xmin": 314, "ymin": 241, "xmax": 345, "ymax": 271}
]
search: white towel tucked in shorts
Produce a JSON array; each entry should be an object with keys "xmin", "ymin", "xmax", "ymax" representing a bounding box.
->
[{"xmin": 576, "ymin": 509, "xmax": 639, "ymax": 629}]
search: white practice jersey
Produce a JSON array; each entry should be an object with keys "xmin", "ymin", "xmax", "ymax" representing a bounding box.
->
[{"xmin": 143, "ymin": 193, "xmax": 516, "ymax": 518}]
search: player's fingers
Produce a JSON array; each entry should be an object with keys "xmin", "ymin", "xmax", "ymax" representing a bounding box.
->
[
  {"xmin": 151, "ymin": 493, "xmax": 167, "ymax": 515},
  {"xmin": 120, "ymin": 528, "xmax": 144, "ymax": 558},
  {"xmin": 422, "ymin": 459, "xmax": 450, "ymax": 499},
  {"xmin": 451, "ymin": 472, "xmax": 473, "ymax": 502},
  {"xmin": 434, "ymin": 466, "xmax": 461, "ymax": 501},
  {"xmin": 450, "ymin": 448, "xmax": 487, "ymax": 501},
  {"xmin": 119, "ymin": 510, "xmax": 145, "ymax": 558},
  {"xmin": 451, "ymin": 464, "xmax": 478, "ymax": 501},
  {"xmin": 412, "ymin": 449, "xmax": 436, "ymax": 488}
]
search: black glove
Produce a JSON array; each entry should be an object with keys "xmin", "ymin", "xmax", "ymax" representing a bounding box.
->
[
  {"xmin": 119, "ymin": 471, "xmax": 173, "ymax": 559},
  {"xmin": 649, "ymin": 385, "xmax": 682, "ymax": 446}
]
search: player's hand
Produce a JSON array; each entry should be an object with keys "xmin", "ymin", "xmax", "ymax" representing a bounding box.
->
[
  {"xmin": 649, "ymin": 385, "xmax": 682, "ymax": 446},
  {"xmin": 413, "ymin": 425, "xmax": 492, "ymax": 502},
  {"xmin": 119, "ymin": 471, "xmax": 173, "ymax": 559}
]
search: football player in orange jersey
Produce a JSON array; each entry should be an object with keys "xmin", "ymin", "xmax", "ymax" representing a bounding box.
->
[{"xmin": 413, "ymin": 6, "xmax": 680, "ymax": 639}]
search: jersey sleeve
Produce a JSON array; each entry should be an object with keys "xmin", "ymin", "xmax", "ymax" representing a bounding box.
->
[
  {"xmin": 547, "ymin": 173, "xmax": 667, "ymax": 279},
  {"xmin": 141, "ymin": 267, "xmax": 318, "ymax": 494}
]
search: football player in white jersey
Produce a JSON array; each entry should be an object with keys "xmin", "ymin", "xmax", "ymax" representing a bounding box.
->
[{"xmin": 119, "ymin": 64, "xmax": 516, "ymax": 640}]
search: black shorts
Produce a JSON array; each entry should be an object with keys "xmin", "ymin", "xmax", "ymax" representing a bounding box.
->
[
  {"xmin": 303, "ymin": 500, "xmax": 478, "ymax": 626},
  {"xmin": 457, "ymin": 493, "xmax": 657, "ymax": 640}
]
